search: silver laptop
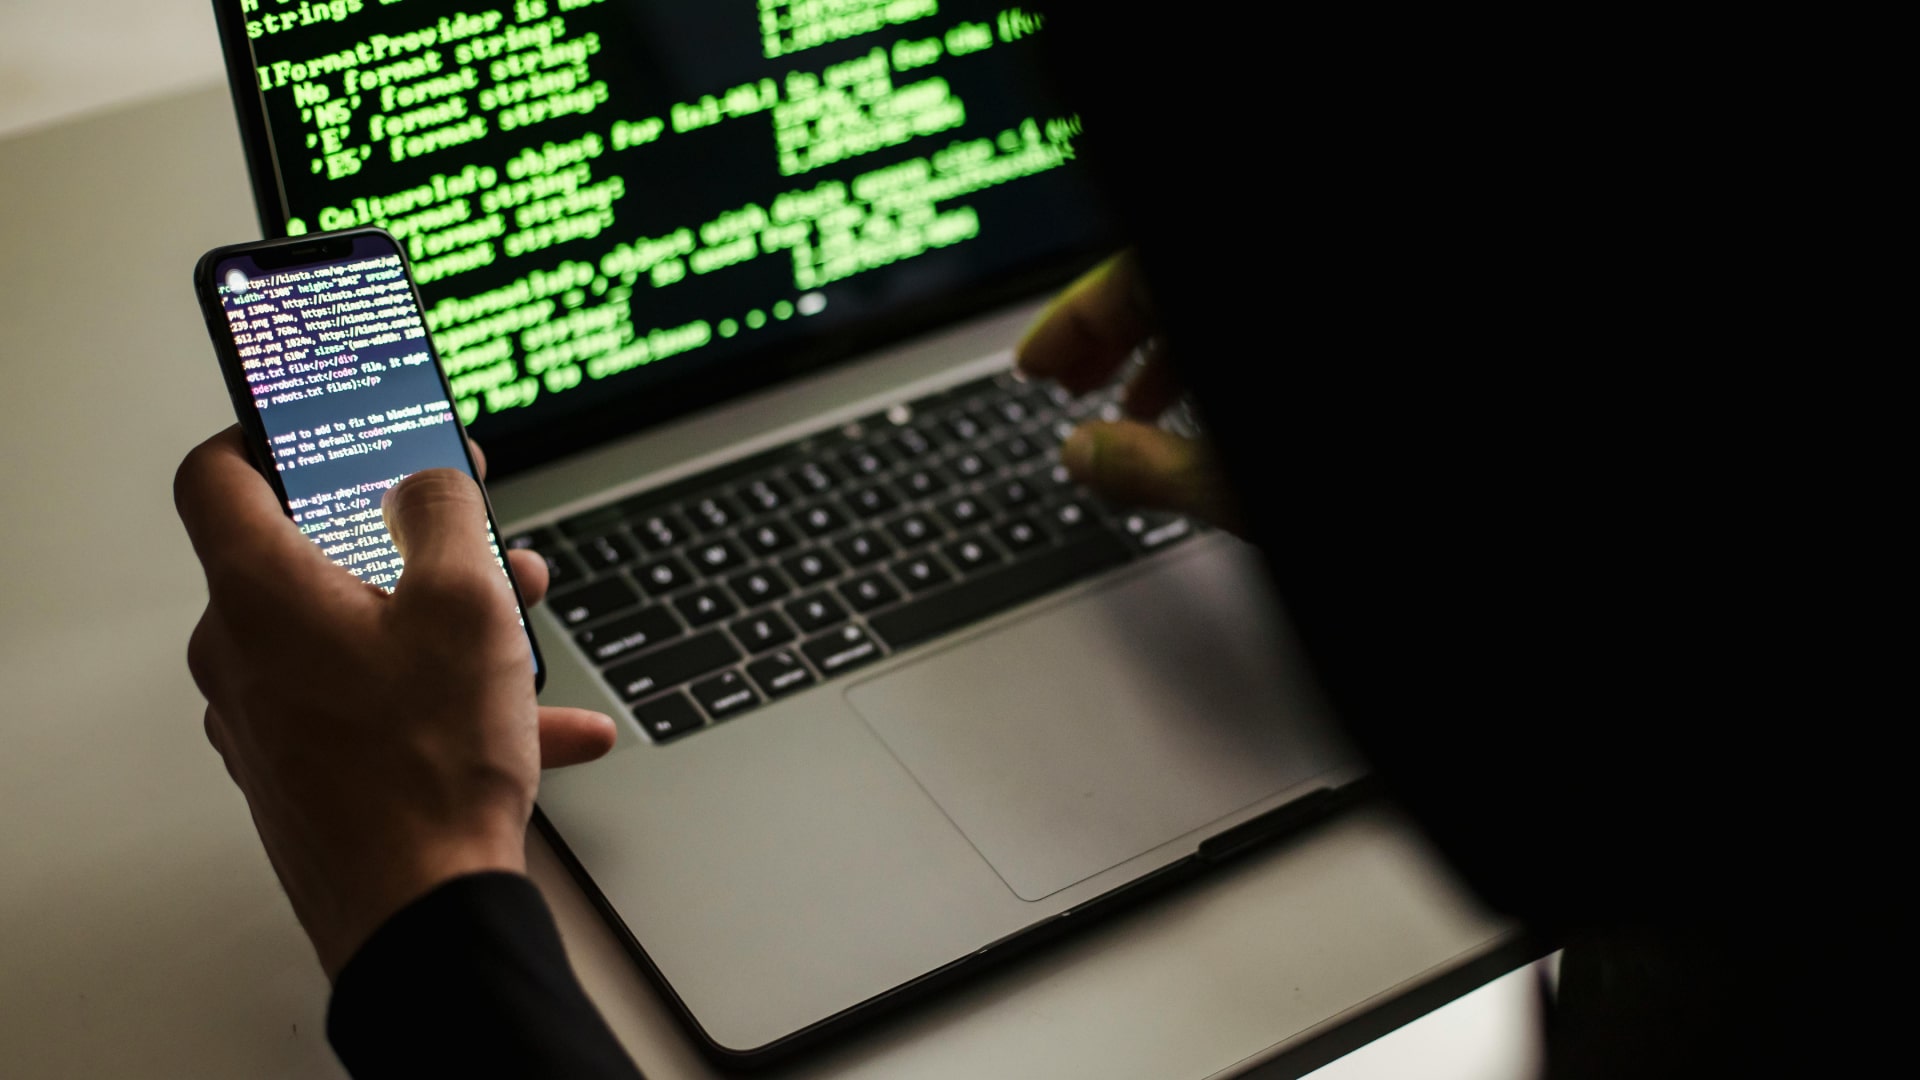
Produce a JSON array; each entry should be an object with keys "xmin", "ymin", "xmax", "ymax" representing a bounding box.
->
[{"xmin": 212, "ymin": 0, "xmax": 1360, "ymax": 1063}]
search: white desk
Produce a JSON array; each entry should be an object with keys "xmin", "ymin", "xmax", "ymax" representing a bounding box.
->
[{"xmin": 0, "ymin": 87, "xmax": 1518, "ymax": 1079}]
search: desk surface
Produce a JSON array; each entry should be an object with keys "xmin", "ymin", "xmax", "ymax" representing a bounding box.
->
[{"xmin": 0, "ymin": 87, "xmax": 1514, "ymax": 1079}]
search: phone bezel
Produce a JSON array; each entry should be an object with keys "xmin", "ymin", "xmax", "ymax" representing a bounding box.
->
[{"xmin": 192, "ymin": 226, "xmax": 548, "ymax": 691}]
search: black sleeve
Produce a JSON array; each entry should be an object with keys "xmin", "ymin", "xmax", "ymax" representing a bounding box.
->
[{"xmin": 327, "ymin": 871, "xmax": 642, "ymax": 1080}]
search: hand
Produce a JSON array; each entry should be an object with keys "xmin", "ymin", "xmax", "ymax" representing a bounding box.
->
[
  {"xmin": 175, "ymin": 427, "xmax": 616, "ymax": 979},
  {"xmin": 1015, "ymin": 251, "xmax": 1242, "ymax": 533}
]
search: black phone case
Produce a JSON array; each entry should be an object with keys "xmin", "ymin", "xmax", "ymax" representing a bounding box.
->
[{"xmin": 191, "ymin": 225, "xmax": 547, "ymax": 691}]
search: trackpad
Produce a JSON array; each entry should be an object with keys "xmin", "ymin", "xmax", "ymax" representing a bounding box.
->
[{"xmin": 847, "ymin": 542, "xmax": 1344, "ymax": 901}]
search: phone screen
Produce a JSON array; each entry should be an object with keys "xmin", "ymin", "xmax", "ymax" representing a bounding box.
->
[{"xmin": 206, "ymin": 234, "xmax": 531, "ymax": 662}]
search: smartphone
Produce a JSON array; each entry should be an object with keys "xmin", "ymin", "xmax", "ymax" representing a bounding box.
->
[{"xmin": 193, "ymin": 227, "xmax": 544, "ymax": 689}]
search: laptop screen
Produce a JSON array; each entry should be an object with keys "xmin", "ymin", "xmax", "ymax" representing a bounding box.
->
[{"xmin": 216, "ymin": 1, "xmax": 1112, "ymax": 475}]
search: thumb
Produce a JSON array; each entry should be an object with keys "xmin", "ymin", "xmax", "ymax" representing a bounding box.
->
[
  {"xmin": 538, "ymin": 706, "xmax": 619, "ymax": 768},
  {"xmin": 1061, "ymin": 420, "xmax": 1244, "ymax": 535},
  {"xmin": 382, "ymin": 469, "xmax": 499, "ymax": 595}
]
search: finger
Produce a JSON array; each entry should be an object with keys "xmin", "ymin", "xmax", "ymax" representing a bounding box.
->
[
  {"xmin": 1119, "ymin": 338, "xmax": 1183, "ymax": 420},
  {"xmin": 174, "ymin": 427, "xmax": 329, "ymax": 585},
  {"xmin": 537, "ymin": 706, "xmax": 618, "ymax": 768},
  {"xmin": 1060, "ymin": 420, "xmax": 1244, "ymax": 534},
  {"xmin": 203, "ymin": 706, "xmax": 240, "ymax": 784},
  {"xmin": 186, "ymin": 614, "xmax": 223, "ymax": 702},
  {"xmin": 1016, "ymin": 252, "xmax": 1156, "ymax": 395},
  {"xmin": 203, "ymin": 705, "xmax": 227, "ymax": 757},
  {"xmin": 382, "ymin": 469, "xmax": 501, "ymax": 600},
  {"xmin": 507, "ymin": 547, "xmax": 550, "ymax": 606},
  {"xmin": 467, "ymin": 437, "xmax": 488, "ymax": 481}
]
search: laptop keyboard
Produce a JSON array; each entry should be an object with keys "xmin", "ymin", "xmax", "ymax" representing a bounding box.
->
[{"xmin": 506, "ymin": 370, "xmax": 1199, "ymax": 743}]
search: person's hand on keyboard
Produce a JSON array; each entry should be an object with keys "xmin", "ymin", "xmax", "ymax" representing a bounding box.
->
[
  {"xmin": 173, "ymin": 427, "xmax": 616, "ymax": 979},
  {"xmin": 1015, "ymin": 251, "xmax": 1243, "ymax": 534}
]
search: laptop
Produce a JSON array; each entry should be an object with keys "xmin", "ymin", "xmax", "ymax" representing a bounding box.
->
[{"xmin": 211, "ymin": 0, "xmax": 1361, "ymax": 1064}]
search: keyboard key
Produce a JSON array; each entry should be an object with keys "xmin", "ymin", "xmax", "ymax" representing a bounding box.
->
[
  {"xmin": 891, "ymin": 553, "xmax": 953, "ymax": 590},
  {"xmin": 937, "ymin": 493, "xmax": 992, "ymax": 529},
  {"xmin": 729, "ymin": 610, "xmax": 797, "ymax": 652},
  {"xmin": 870, "ymin": 533, "xmax": 1132, "ymax": 651},
  {"xmin": 843, "ymin": 482, "xmax": 901, "ymax": 519},
  {"xmin": 635, "ymin": 555, "xmax": 696, "ymax": 597},
  {"xmin": 834, "ymin": 530, "xmax": 893, "ymax": 567},
  {"xmin": 1036, "ymin": 461, "xmax": 1076, "ymax": 490},
  {"xmin": 780, "ymin": 548, "xmax": 844, "ymax": 587},
  {"xmin": 838, "ymin": 572, "xmax": 900, "ymax": 613},
  {"xmin": 944, "ymin": 534, "xmax": 1004, "ymax": 572},
  {"xmin": 785, "ymin": 592, "xmax": 849, "ymax": 634},
  {"xmin": 944, "ymin": 409, "xmax": 988, "ymax": 442},
  {"xmin": 577, "ymin": 532, "xmax": 639, "ymax": 571},
  {"xmin": 690, "ymin": 670, "xmax": 761, "ymax": 721},
  {"xmin": 506, "ymin": 526, "xmax": 560, "ymax": 552},
  {"xmin": 740, "ymin": 477, "xmax": 795, "ymax": 514},
  {"xmin": 801, "ymin": 623, "xmax": 884, "ymax": 678},
  {"xmin": 726, "ymin": 566, "xmax": 792, "ymax": 606},
  {"xmin": 689, "ymin": 538, "xmax": 746, "ymax": 575},
  {"xmin": 838, "ymin": 445, "xmax": 891, "ymax": 478},
  {"xmin": 890, "ymin": 425, "xmax": 935, "ymax": 459},
  {"xmin": 951, "ymin": 450, "xmax": 989, "ymax": 479},
  {"xmin": 887, "ymin": 512, "xmax": 939, "ymax": 548},
  {"xmin": 1047, "ymin": 498, "xmax": 1097, "ymax": 533},
  {"xmin": 912, "ymin": 416, "xmax": 952, "ymax": 448},
  {"xmin": 995, "ymin": 433, "xmax": 1042, "ymax": 463},
  {"xmin": 743, "ymin": 520, "xmax": 799, "ymax": 556},
  {"xmin": 898, "ymin": 465, "xmax": 952, "ymax": 499},
  {"xmin": 789, "ymin": 461, "xmax": 840, "ymax": 496},
  {"xmin": 628, "ymin": 511, "xmax": 692, "ymax": 551},
  {"xmin": 674, "ymin": 585, "xmax": 737, "ymax": 626},
  {"xmin": 634, "ymin": 692, "xmax": 704, "ymax": 741},
  {"xmin": 965, "ymin": 402, "xmax": 1006, "ymax": 437},
  {"xmin": 996, "ymin": 477, "xmax": 1037, "ymax": 507},
  {"xmin": 796, "ymin": 503, "xmax": 849, "ymax": 537},
  {"xmin": 540, "ymin": 549, "xmax": 588, "ymax": 589},
  {"xmin": 1120, "ymin": 511, "xmax": 1195, "ymax": 551},
  {"xmin": 575, "ymin": 606, "xmax": 684, "ymax": 666},
  {"xmin": 604, "ymin": 631, "xmax": 741, "ymax": 701},
  {"xmin": 995, "ymin": 397, "xmax": 1033, "ymax": 425},
  {"xmin": 993, "ymin": 514, "xmax": 1048, "ymax": 553},
  {"xmin": 1065, "ymin": 392, "xmax": 1108, "ymax": 420},
  {"xmin": 747, "ymin": 649, "xmax": 816, "ymax": 699},
  {"xmin": 687, "ymin": 495, "xmax": 745, "ymax": 534},
  {"xmin": 549, "ymin": 577, "xmax": 641, "ymax": 627},
  {"xmin": 1016, "ymin": 383, "xmax": 1058, "ymax": 416}
]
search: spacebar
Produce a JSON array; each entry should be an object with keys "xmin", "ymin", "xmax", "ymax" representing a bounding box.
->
[{"xmin": 869, "ymin": 532, "xmax": 1132, "ymax": 650}]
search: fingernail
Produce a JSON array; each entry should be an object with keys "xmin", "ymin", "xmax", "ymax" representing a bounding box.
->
[
  {"xmin": 1061, "ymin": 426, "xmax": 1096, "ymax": 478},
  {"xmin": 1011, "ymin": 344, "xmax": 1038, "ymax": 379}
]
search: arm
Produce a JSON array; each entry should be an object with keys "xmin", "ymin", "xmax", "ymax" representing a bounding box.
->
[{"xmin": 328, "ymin": 873, "xmax": 639, "ymax": 1079}]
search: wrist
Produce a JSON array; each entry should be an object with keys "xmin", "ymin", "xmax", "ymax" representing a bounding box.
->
[{"xmin": 312, "ymin": 823, "xmax": 529, "ymax": 981}]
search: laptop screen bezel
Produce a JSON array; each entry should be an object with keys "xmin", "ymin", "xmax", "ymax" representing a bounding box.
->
[{"xmin": 208, "ymin": 3, "xmax": 1115, "ymax": 481}]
